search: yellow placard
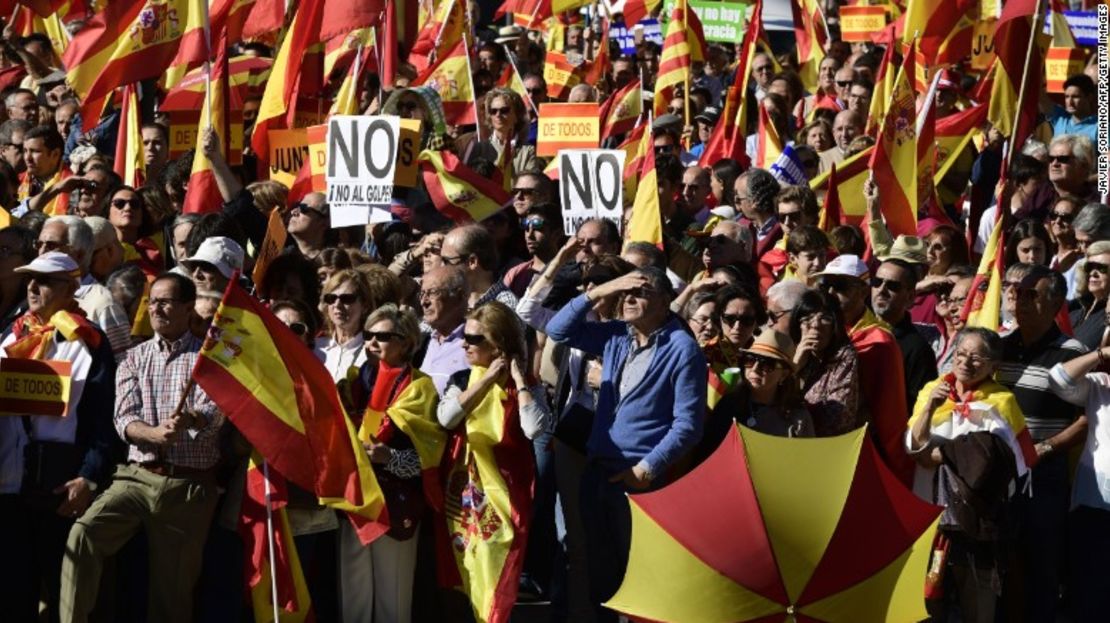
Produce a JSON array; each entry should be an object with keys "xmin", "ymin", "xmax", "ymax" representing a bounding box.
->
[
  {"xmin": 0, "ymin": 359, "xmax": 73, "ymax": 417},
  {"xmin": 839, "ymin": 6, "xmax": 887, "ymax": 42},
  {"xmin": 267, "ymin": 128, "xmax": 310, "ymax": 188},
  {"xmin": 168, "ymin": 110, "xmax": 245, "ymax": 165},
  {"xmin": 971, "ymin": 19, "xmax": 997, "ymax": 71},
  {"xmin": 536, "ymin": 103, "xmax": 601, "ymax": 157},
  {"xmin": 306, "ymin": 124, "xmax": 328, "ymax": 192},
  {"xmin": 394, "ymin": 119, "xmax": 423, "ymax": 188},
  {"xmin": 1045, "ymin": 47, "xmax": 1087, "ymax": 93}
]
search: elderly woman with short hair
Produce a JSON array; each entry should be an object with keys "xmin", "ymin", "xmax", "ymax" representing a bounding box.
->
[{"xmin": 1068, "ymin": 240, "xmax": 1110, "ymax": 350}]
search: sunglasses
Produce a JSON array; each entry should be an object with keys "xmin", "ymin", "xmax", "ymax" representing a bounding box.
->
[
  {"xmin": 743, "ymin": 354, "xmax": 784, "ymax": 370},
  {"xmin": 35, "ymin": 239, "xmax": 65, "ymax": 251},
  {"xmin": 512, "ymin": 187, "xmax": 536, "ymax": 197},
  {"xmin": 870, "ymin": 277, "xmax": 904, "ymax": 293},
  {"xmin": 817, "ymin": 277, "xmax": 857, "ymax": 293},
  {"xmin": 462, "ymin": 333, "xmax": 487, "ymax": 346},
  {"xmin": 367, "ymin": 331, "xmax": 401, "ymax": 343},
  {"xmin": 721, "ymin": 313, "xmax": 757, "ymax": 328},
  {"xmin": 654, "ymin": 145, "xmax": 674, "ymax": 155},
  {"xmin": 488, "ymin": 106, "xmax": 511, "ymax": 116},
  {"xmin": 288, "ymin": 322, "xmax": 308, "ymax": 336},
  {"xmin": 323, "ymin": 292, "xmax": 359, "ymax": 305},
  {"xmin": 1001, "ymin": 281, "xmax": 1038, "ymax": 300},
  {"xmin": 294, "ymin": 202, "xmax": 326, "ymax": 218},
  {"xmin": 624, "ymin": 287, "xmax": 655, "ymax": 299},
  {"xmin": 835, "ymin": 80, "xmax": 853, "ymax": 87},
  {"xmin": 1087, "ymin": 261, "xmax": 1108, "ymax": 275},
  {"xmin": 522, "ymin": 216, "xmax": 546, "ymax": 231},
  {"xmin": 1048, "ymin": 211, "xmax": 1075, "ymax": 223},
  {"xmin": 778, "ymin": 210, "xmax": 803, "ymax": 223},
  {"xmin": 526, "ymin": 87, "xmax": 545, "ymax": 97},
  {"xmin": 1048, "ymin": 154, "xmax": 1073, "ymax": 165},
  {"xmin": 111, "ymin": 198, "xmax": 137, "ymax": 209}
]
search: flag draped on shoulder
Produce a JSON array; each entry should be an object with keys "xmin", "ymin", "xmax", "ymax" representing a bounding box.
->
[
  {"xmin": 419, "ymin": 149, "xmax": 511, "ymax": 223},
  {"xmin": 438, "ymin": 368, "xmax": 535, "ymax": 623},
  {"xmin": 867, "ymin": 41, "xmax": 919, "ymax": 238},
  {"xmin": 193, "ymin": 279, "xmax": 388, "ymax": 545},
  {"xmin": 64, "ymin": 0, "xmax": 209, "ymax": 132},
  {"xmin": 653, "ymin": 0, "xmax": 706, "ymax": 122}
]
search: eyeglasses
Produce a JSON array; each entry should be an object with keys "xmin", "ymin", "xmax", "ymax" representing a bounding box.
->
[
  {"xmin": 800, "ymin": 313, "xmax": 834, "ymax": 328},
  {"xmin": 953, "ymin": 351, "xmax": 990, "ymax": 365},
  {"xmin": 419, "ymin": 287, "xmax": 457, "ymax": 300},
  {"xmin": 654, "ymin": 145, "xmax": 674, "ymax": 155},
  {"xmin": 488, "ymin": 106, "xmax": 512, "ymax": 117},
  {"xmin": 816, "ymin": 277, "xmax": 857, "ymax": 293},
  {"xmin": 440, "ymin": 254, "xmax": 465, "ymax": 266},
  {"xmin": 1002, "ymin": 281, "xmax": 1039, "ymax": 300},
  {"xmin": 522, "ymin": 216, "xmax": 546, "ymax": 231},
  {"xmin": 34, "ymin": 239, "xmax": 65, "ymax": 252},
  {"xmin": 778, "ymin": 210, "xmax": 803, "ymax": 223},
  {"xmin": 462, "ymin": 333, "xmax": 487, "ymax": 346},
  {"xmin": 835, "ymin": 80, "xmax": 853, "ymax": 87},
  {"xmin": 940, "ymin": 295, "xmax": 967, "ymax": 307},
  {"xmin": 689, "ymin": 314, "xmax": 713, "ymax": 326},
  {"xmin": 293, "ymin": 202, "xmax": 326, "ymax": 218},
  {"xmin": 111, "ymin": 198, "xmax": 137, "ymax": 209},
  {"xmin": 1048, "ymin": 154, "xmax": 1073, "ymax": 165},
  {"xmin": 721, "ymin": 313, "xmax": 757, "ymax": 328},
  {"xmin": 706, "ymin": 234, "xmax": 737, "ymax": 248},
  {"xmin": 1048, "ymin": 211, "xmax": 1075, "ymax": 223},
  {"xmin": 869, "ymin": 277, "xmax": 904, "ymax": 293},
  {"xmin": 752, "ymin": 65, "xmax": 773, "ymax": 73},
  {"xmin": 323, "ymin": 292, "xmax": 359, "ymax": 305},
  {"xmin": 526, "ymin": 87, "xmax": 545, "ymax": 97},
  {"xmin": 367, "ymin": 331, "xmax": 401, "ymax": 343},
  {"xmin": 743, "ymin": 354, "xmax": 784, "ymax": 370},
  {"xmin": 512, "ymin": 187, "xmax": 536, "ymax": 198},
  {"xmin": 288, "ymin": 322, "xmax": 308, "ymax": 336},
  {"xmin": 1087, "ymin": 261, "xmax": 1108, "ymax": 275},
  {"xmin": 148, "ymin": 297, "xmax": 181, "ymax": 309},
  {"xmin": 768, "ymin": 307, "xmax": 794, "ymax": 322}
]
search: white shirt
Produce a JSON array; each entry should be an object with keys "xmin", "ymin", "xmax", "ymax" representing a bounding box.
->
[
  {"xmin": 1048, "ymin": 365, "xmax": 1110, "ymax": 511},
  {"xmin": 76, "ymin": 275, "xmax": 132, "ymax": 360},
  {"xmin": 315, "ymin": 334, "xmax": 366, "ymax": 383}
]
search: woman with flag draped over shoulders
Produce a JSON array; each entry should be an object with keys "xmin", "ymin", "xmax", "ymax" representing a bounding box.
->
[
  {"xmin": 435, "ymin": 300, "xmax": 551, "ymax": 623},
  {"xmin": 337, "ymin": 304, "xmax": 443, "ymax": 623}
]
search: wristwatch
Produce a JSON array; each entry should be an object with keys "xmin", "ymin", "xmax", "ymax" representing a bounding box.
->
[{"xmin": 1036, "ymin": 440, "xmax": 1054, "ymax": 456}]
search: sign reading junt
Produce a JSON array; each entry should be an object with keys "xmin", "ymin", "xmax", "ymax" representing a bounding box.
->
[
  {"xmin": 326, "ymin": 115, "xmax": 401, "ymax": 227},
  {"xmin": 558, "ymin": 149, "xmax": 626, "ymax": 235}
]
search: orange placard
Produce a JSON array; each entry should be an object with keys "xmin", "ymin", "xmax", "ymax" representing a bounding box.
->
[
  {"xmin": 0, "ymin": 358, "xmax": 73, "ymax": 417},
  {"xmin": 840, "ymin": 6, "xmax": 888, "ymax": 42},
  {"xmin": 536, "ymin": 103, "xmax": 600, "ymax": 157},
  {"xmin": 306, "ymin": 124, "xmax": 328, "ymax": 193},
  {"xmin": 251, "ymin": 208, "xmax": 288, "ymax": 287}
]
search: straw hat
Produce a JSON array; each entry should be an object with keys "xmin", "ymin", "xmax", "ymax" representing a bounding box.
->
[{"xmin": 739, "ymin": 330, "xmax": 797, "ymax": 371}]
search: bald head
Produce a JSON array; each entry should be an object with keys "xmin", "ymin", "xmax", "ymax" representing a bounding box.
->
[{"xmin": 832, "ymin": 110, "xmax": 863, "ymax": 151}]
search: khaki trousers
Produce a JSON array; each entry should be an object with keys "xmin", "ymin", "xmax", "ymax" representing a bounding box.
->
[{"xmin": 59, "ymin": 464, "xmax": 218, "ymax": 623}]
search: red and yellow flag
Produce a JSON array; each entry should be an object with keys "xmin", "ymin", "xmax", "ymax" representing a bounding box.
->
[
  {"xmin": 961, "ymin": 206, "xmax": 1005, "ymax": 331},
  {"xmin": 817, "ymin": 163, "xmax": 844, "ymax": 232},
  {"xmin": 697, "ymin": 0, "xmax": 763, "ymax": 168},
  {"xmin": 653, "ymin": 0, "xmax": 707, "ymax": 121},
  {"xmin": 753, "ymin": 103, "xmax": 784, "ymax": 169},
  {"xmin": 599, "ymin": 79, "xmax": 642, "ymax": 142},
  {"xmin": 419, "ymin": 149, "xmax": 511, "ymax": 223},
  {"xmin": 182, "ymin": 39, "xmax": 231, "ymax": 215},
  {"xmin": 194, "ymin": 280, "xmax": 387, "ymax": 545},
  {"xmin": 18, "ymin": 167, "xmax": 71, "ymax": 216},
  {"xmin": 625, "ymin": 128, "xmax": 663, "ymax": 247},
  {"xmin": 811, "ymin": 145, "xmax": 873, "ymax": 224},
  {"xmin": 902, "ymin": 0, "xmax": 977, "ymax": 64},
  {"xmin": 987, "ymin": 0, "xmax": 1048, "ymax": 151},
  {"xmin": 64, "ymin": 0, "xmax": 209, "ymax": 132},
  {"xmin": 543, "ymin": 50, "xmax": 582, "ymax": 100},
  {"xmin": 113, "ymin": 84, "xmax": 144, "ymax": 187},
  {"xmin": 791, "ymin": 0, "xmax": 828, "ymax": 92},
  {"xmin": 623, "ymin": 0, "xmax": 662, "ymax": 26},
  {"xmin": 934, "ymin": 103, "xmax": 987, "ymax": 182},
  {"xmin": 409, "ymin": 0, "xmax": 467, "ymax": 72},
  {"xmin": 619, "ymin": 122, "xmax": 649, "ymax": 207},
  {"xmin": 412, "ymin": 38, "xmax": 477, "ymax": 126},
  {"xmin": 867, "ymin": 41, "xmax": 918, "ymax": 238}
]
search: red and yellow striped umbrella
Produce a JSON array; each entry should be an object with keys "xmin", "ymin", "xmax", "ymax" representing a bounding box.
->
[{"xmin": 606, "ymin": 425, "xmax": 941, "ymax": 622}]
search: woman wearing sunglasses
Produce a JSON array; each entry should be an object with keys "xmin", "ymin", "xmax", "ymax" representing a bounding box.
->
[
  {"xmin": 459, "ymin": 88, "xmax": 538, "ymax": 179},
  {"xmin": 317, "ymin": 269, "xmax": 372, "ymax": 383},
  {"xmin": 1046, "ymin": 196, "xmax": 1082, "ymax": 299},
  {"xmin": 703, "ymin": 285, "xmax": 766, "ymax": 371},
  {"xmin": 788, "ymin": 289, "xmax": 861, "ymax": 437},
  {"xmin": 1068, "ymin": 240, "xmax": 1110, "ymax": 350},
  {"xmin": 338, "ymin": 304, "xmax": 443, "ymax": 623},
  {"xmin": 107, "ymin": 185, "xmax": 162, "ymax": 277},
  {"xmin": 708, "ymin": 330, "xmax": 814, "ymax": 440},
  {"xmin": 436, "ymin": 301, "xmax": 551, "ymax": 622}
]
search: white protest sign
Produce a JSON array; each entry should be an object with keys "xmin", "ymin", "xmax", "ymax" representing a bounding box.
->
[
  {"xmin": 558, "ymin": 149, "xmax": 626, "ymax": 235},
  {"xmin": 326, "ymin": 115, "xmax": 400, "ymax": 227}
]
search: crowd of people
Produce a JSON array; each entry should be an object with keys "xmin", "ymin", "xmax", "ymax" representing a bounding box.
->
[{"xmin": 0, "ymin": 0, "xmax": 1107, "ymax": 622}]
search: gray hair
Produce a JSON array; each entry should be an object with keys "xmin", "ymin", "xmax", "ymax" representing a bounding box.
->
[
  {"xmin": 954, "ymin": 327, "xmax": 1003, "ymax": 362},
  {"xmin": 636, "ymin": 266, "xmax": 675, "ymax": 301},
  {"xmin": 46, "ymin": 215, "xmax": 93, "ymax": 272},
  {"xmin": 84, "ymin": 216, "xmax": 118, "ymax": 251},
  {"xmin": 766, "ymin": 280, "xmax": 808, "ymax": 310},
  {"xmin": 682, "ymin": 291, "xmax": 717, "ymax": 319},
  {"xmin": 364, "ymin": 303, "xmax": 422, "ymax": 361},
  {"xmin": 1006, "ymin": 262, "xmax": 1067, "ymax": 303},
  {"xmin": 1049, "ymin": 134, "xmax": 1095, "ymax": 170},
  {"xmin": 622, "ymin": 241, "xmax": 667, "ymax": 270},
  {"xmin": 0, "ymin": 119, "xmax": 31, "ymax": 145},
  {"xmin": 1076, "ymin": 240, "xmax": 1110, "ymax": 295},
  {"xmin": 106, "ymin": 264, "xmax": 146, "ymax": 312},
  {"xmin": 172, "ymin": 212, "xmax": 203, "ymax": 230},
  {"xmin": 1073, "ymin": 203, "xmax": 1110, "ymax": 240}
]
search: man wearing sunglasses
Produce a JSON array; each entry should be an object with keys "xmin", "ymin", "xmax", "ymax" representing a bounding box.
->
[
  {"xmin": 510, "ymin": 170, "xmax": 554, "ymax": 218},
  {"xmin": 871, "ymin": 245, "xmax": 939, "ymax": 416},
  {"xmin": 503, "ymin": 203, "xmax": 564, "ymax": 298},
  {"xmin": 1046, "ymin": 134, "xmax": 1097, "ymax": 203},
  {"xmin": 994, "ymin": 263, "xmax": 1088, "ymax": 620},
  {"xmin": 287, "ymin": 192, "xmax": 330, "ymax": 261},
  {"xmin": 547, "ymin": 266, "xmax": 705, "ymax": 617},
  {"xmin": 812, "ymin": 254, "xmax": 914, "ymax": 485}
]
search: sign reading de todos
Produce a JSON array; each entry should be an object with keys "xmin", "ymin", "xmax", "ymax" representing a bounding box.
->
[
  {"xmin": 558, "ymin": 149, "xmax": 626, "ymax": 235},
  {"xmin": 326, "ymin": 115, "xmax": 401, "ymax": 227}
]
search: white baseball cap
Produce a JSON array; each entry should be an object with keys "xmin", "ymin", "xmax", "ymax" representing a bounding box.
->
[
  {"xmin": 181, "ymin": 237, "xmax": 244, "ymax": 279},
  {"xmin": 14, "ymin": 251, "xmax": 80, "ymax": 277},
  {"xmin": 811, "ymin": 254, "xmax": 869, "ymax": 280}
]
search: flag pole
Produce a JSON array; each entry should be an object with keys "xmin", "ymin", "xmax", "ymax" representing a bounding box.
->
[
  {"xmin": 462, "ymin": 9, "xmax": 482, "ymax": 143},
  {"xmin": 431, "ymin": 0, "xmax": 459, "ymax": 64},
  {"xmin": 1003, "ymin": 0, "xmax": 1045, "ymax": 168},
  {"xmin": 262, "ymin": 460, "xmax": 281, "ymax": 623},
  {"xmin": 202, "ymin": 0, "xmax": 212, "ymax": 128}
]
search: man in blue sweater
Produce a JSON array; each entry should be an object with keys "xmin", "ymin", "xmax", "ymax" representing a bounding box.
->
[{"xmin": 546, "ymin": 266, "xmax": 706, "ymax": 619}]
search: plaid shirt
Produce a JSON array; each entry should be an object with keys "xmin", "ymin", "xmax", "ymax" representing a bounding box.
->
[{"xmin": 114, "ymin": 332, "xmax": 224, "ymax": 469}]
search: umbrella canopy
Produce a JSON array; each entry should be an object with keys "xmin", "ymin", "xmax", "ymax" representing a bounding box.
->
[
  {"xmin": 160, "ymin": 55, "xmax": 273, "ymax": 112},
  {"xmin": 606, "ymin": 425, "xmax": 941, "ymax": 623}
]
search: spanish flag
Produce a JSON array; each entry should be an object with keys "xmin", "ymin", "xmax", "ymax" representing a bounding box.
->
[
  {"xmin": 791, "ymin": 0, "xmax": 827, "ymax": 92},
  {"xmin": 543, "ymin": 51, "xmax": 582, "ymax": 101},
  {"xmin": 625, "ymin": 128, "xmax": 663, "ymax": 247},
  {"xmin": 811, "ymin": 145, "xmax": 873, "ymax": 224},
  {"xmin": 623, "ymin": 0, "xmax": 663, "ymax": 27},
  {"xmin": 865, "ymin": 42, "xmax": 896, "ymax": 136},
  {"xmin": 409, "ymin": 0, "xmax": 467, "ymax": 72},
  {"xmin": 598, "ymin": 80, "xmax": 642, "ymax": 142},
  {"xmin": 113, "ymin": 84, "xmax": 144, "ymax": 188},
  {"xmin": 753, "ymin": 102, "xmax": 784, "ymax": 169},
  {"xmin": 961, "ymin": 206, "xmax": 1005, "ymax": 332},
  {"xmin": 412, "ymin": 38, "xmax": 477, "ymax": 126},
  {"xmin": 439, "ymin": 368, "xmax": 535, "ymax": 623},
  {"xmin": 901, "ymin": 0, "xmax": 977, "ymax": 64},
  {"xmin": 18, "ymin": 167, "xmax": 72, "ymax": 216},
  {"xmin": 419, "ymin": 149, "xmax": 511, "ymax": 223},
  {"xmin": 934, "ymin": 102, "xmax": 987, "ymax": 182},
  {"xmin": 867, "ymin": 40, "xmax": 918, "ymax": 238},
  {"xmin": 63, "ymin": 0, "xmax": 209, "ymax": 132},
  {"xmin": 580, "ymin": 20, "xmax": 610, "ymax": 86},
  {"xmin": 182, "ymin": 39, "xmax": 231, "ymax": 215},
  {"xmin": 987, "ymin": 0, "xmax": 1048, "ymax": 151},
  {"xmin": 194, "ymin": 279, "xmax": 388, "ymax": 545},
  {"xmin": 619, "ymin": 123, "xmax": 648, "ymax": 208},
  {"xmin": 653, "ymin": 0, "xmax": 706, "ymax": 121},
  {"xmin": 817, "ymin": 163, "xmax": 844, "ymax": 232}
]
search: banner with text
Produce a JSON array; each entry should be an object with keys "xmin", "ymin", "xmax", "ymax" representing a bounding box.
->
[
  {"xmin": 663, "ymin": 0, "xmax": 748, "ymax": 43},
  {"xmin": 839, "ymin": 6, "xmax": 888, "ymax": 42},
  {"xmin": 537, "ymin": 103, "xmax": 600, "ymax": 157},
  {"xmin": 326, "ymin": 115, "xmax": 401, "ymax": 227},
  {"xmin": 267, "ymin": 128, "xmax": 310, "ymax": 187},
  {"xmin": 0, "ymin": 358, "xmax": 72, "ymax": 417},
  {"xmin": 558, "ymin": 149, "xmax": 626, "ymax": 235}
]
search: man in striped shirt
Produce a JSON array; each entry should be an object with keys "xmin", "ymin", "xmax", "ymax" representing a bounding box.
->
[
  {"xmin": 61, "ymin": 273, "xmax": 224, "ymax": 623},
  {"xmin": 995, "ymin": 264, "xmax": 1088, "ymax": 622}
]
